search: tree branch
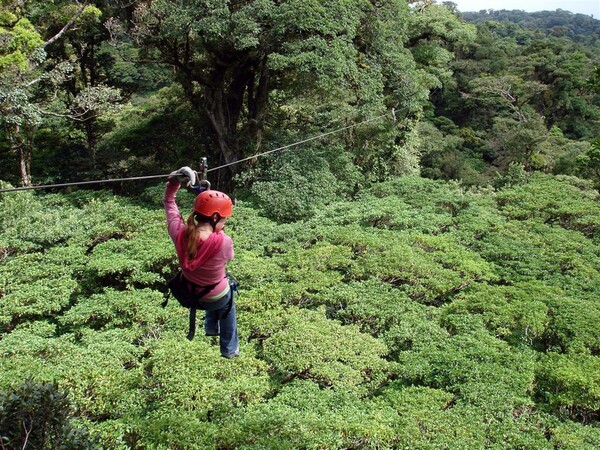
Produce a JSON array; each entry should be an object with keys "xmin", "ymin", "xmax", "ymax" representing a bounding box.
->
[
  {"xmin": 21, "ymin": 419, "xmax": 32, "ymax": 450},
  {"xmin": 39, "ymin": 109, "xmax": 99, "ymax": 122},
  {"xmin": 43, "ymin": 0, "xmax": 90, "ymax": 49}
]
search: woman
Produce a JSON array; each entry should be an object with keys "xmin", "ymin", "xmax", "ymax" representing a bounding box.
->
[{"xmin": 163, "ymin": 168, "xmax": 239, "ymax": 358}]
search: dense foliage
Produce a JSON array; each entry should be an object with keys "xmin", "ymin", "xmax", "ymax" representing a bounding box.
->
[
  {"xmin": 1, "ymin": 2, "xmax": 598, "ymax": 200},
  {"xmin": 1, "ymin": 1, "xmax": 600, "ymax": 448},
  {"xmin": 0, "ymin": 379, "xmax": 96, "ymax": 449},
  {"xmin": 424, "ymin": 7, "xmax": 600, "ymax": 186},
  {"xmin": 1, "ymin": 173, "xmax": 599, "ymax": 448},
  {"xmin": 461, "ymin": 9, "xmax": 599, "ymax": 41}
]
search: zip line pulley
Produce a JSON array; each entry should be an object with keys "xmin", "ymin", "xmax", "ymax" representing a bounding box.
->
[{"xmin": 198, "ymin": 157, "xmax": 211, "ymax": 190}]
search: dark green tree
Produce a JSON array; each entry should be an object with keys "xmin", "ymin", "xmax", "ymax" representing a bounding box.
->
[
  {"xmin": 0, "ymin": 380, "xmax": 96, "ymax": 449},
  {"xmin": 130, "ymin": 0, "xmax": 475, "ymax": 179},
  {"xmin": 0, "ymin": 1, "xmax": 121, "ymax": 186}
]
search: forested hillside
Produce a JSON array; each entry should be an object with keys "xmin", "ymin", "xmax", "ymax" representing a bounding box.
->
[
  {"xmin": 1, "ymin": 1, "xmax": 598, "ymax": 198},
  {"xmin": 461, "ymin": 9, "xmax": 599, "ymax": 40},
  {"xmin": 424, "ymin": 6, "xmax": 600, "ymax": 185},
  {"xmin": 1, "ymin": 1, "xmax": 599, "ymax": 449}
]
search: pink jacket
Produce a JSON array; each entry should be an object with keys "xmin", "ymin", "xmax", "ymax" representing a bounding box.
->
[{"xmin": 163, "ymin": 181, "xmax": 234, "ymax": 299}]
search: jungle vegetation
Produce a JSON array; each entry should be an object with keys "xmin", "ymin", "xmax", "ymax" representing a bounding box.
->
[{"xmin": 0, "ymin": 1, "xmax": 599, "ymax": 449}]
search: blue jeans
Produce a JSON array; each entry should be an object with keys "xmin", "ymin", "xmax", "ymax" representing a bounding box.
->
[{"xmin": 204, "ymin": 289, "xmax": 239, "ymax": 357}]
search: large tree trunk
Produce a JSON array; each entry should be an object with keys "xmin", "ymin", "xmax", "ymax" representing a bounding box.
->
[
  {"xmin": 181, "ymin": 55, "xmax": 270, "ymax": 177},
  {"xmin": 7, "ymin": 124, "xmax": 32, "ymax": 187},
  {"xmin": 74, "ymin": 35, "xmax": 98, "ymax": 168},
  {"xmin": 204, "ymin": 86, "xmax": 242, "ymax": 172},
  {"xmin": 18, "ymin": 147, "xmax": 31, "ymax": 187},
  {"xmin": 247, "ymin": 58, "xmax": 270, "ymax": 151}
]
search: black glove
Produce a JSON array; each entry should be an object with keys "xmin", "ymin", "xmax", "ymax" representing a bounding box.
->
[{"xmin": 167, "ymin": 166, "xmax": 197, "ymax": 187}]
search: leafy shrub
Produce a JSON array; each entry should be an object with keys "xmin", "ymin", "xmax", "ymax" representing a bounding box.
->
[
  {"xmin": 377, "ymin": 383, "xmax": 551, "ymax": 449},
  {"xmin": 58, "ymin": 288, "xmax": 167, "ymax": 332},
  {"xmin": 548, "ymin": 418, "xmax": 600, "ymax": 449},
  {"xmin": 0, "ymin": 328, "xmax": 145, "ymax": 421},
  {"xmin": 0, "ymin": 276, "xmax": 78, "ymax": 331},
  {"xmin": 0, "ymin": 379, "xmax": 96, "ymax": 449},
  {"xmin": 471, "ymin": 220, "xmax": 600, "ymax": 288},
  {"xmin": 1, "ymin": 172, "xmax": 599, "ymax": 447},
  {"xmin": 219, "ymin": 379, "xmax": 398, "ymax": 449},
  {"xmin": 327, "ymin": 227, "xmax": 494, "ymax": 305},
  {"xmin": 86, "ymin": 224, "xmax": 174, "ymax": 288},
  {"xmin": 314, "ymin": 279, "xmax": 446, "ymax": 356},
  {"xmin": 442, "ymin": 281, "xmax": 553, "ymax": 345},
  {"xmin": 496, "ymin": 172, "xmax": 600, "ymax": 238},
  {"xmin": 132, "ymin": 332, "xmax": 271, "ymax": 448},
  {"xmin": 251, "ymin": 151, "xmax": 343, "ymax": 222},
  {"xmin": 542, "ymin": 296, "xmax": 600, "ymax": 354},
  {"xmin": 398, "ymin": 317, "xmax": 537, "ymax": 414},
  {"xmin": 255, "ymin": 307, "xmax": 391, "ymax": 392},
  {"xmin": 536, "ymin": 353, "xmax": 600, "ymax": 423}
]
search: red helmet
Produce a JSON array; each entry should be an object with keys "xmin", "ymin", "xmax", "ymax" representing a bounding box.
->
[{"xmin": 193, "ymin": 190, "xmax": 233, "ymax": 218}]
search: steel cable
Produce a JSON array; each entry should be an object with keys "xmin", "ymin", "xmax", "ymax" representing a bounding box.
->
[{"xmin": 0, "ymin": 111, "xmax": 391, "ymax": 193}]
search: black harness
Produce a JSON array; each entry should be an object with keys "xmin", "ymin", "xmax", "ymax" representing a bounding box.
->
[{"xmin": 163, "ymin": 272, "xmax": 235, "ymax": 340}]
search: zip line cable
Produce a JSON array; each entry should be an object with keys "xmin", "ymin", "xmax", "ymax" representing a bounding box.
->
[
  {"xmin": 0, "ymin": 110, "xmax": 393, "ymax": 194},
  {"xmin": 207, "ymin": 112, "xmax": 389, "ymax": 173},
  {"xmin": 0, "ymin": 174, "xmax": 168, "ymax": 193}
]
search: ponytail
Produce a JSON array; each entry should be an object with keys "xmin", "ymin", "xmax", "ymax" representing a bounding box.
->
[{"xmin": 184, "ymin": 213, "xmax": 202, "ymax": 260}]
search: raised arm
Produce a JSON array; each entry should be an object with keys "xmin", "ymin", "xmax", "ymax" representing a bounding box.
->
[{"xmin": 163, "ymin": 181, "xmax": 184, "ymax": 243}]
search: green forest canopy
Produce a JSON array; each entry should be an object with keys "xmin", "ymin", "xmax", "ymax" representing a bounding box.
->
[
  {"xmin": 1, "ymin": 173, "xmax": 600, "ymax": 448},
  {"xmin": 1, "ymin": 0, "xmax": 598, "ymax": 194},
  {"xmin": 0, "ymin": 1, "xmax": 599, "ymax": 448}
]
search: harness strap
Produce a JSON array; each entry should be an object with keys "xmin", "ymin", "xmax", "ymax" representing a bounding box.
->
[
  {"xmin": 187, "ymin": 308, "xmax": 197, "ymax": 341},
  {"xmin": 161, "ymin": 292, "xmax": 170, "ymax": 308},
  {"xmin": 185, "ymin": 283, "xmax": 220, "ymax": 341},
  {"xmin": 222, "ymin": 278, "xmax": 237, "ymax": 320},
  {"xmin": 163, "ymin": 273, "xmax": 237, "ymax": 341},
  {"xmin": 162, "ymin": 273, "xmax": 218, "ymax": 309}
]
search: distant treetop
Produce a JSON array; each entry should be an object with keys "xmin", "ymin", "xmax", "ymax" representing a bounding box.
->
[{"xmin": 460, "ymin": 9, "xmax": 600, "ymax": 41}]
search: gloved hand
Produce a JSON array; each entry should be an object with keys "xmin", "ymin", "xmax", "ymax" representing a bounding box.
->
[
  {"xmin": 167, "ymin": 166, "xmax": 197, "ymax": 187},
  {"xmin": 191, "ymin": 179, "xmax": 210, "ymax": 194},
  {"xmin": 191, "ymin": 185, "xmax": 207, "ymax": 195}
]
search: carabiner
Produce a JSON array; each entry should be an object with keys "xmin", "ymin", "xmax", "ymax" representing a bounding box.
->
[{"xmin": 198, "ymin": 157, "xmax": 211, "ymax": 190}]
